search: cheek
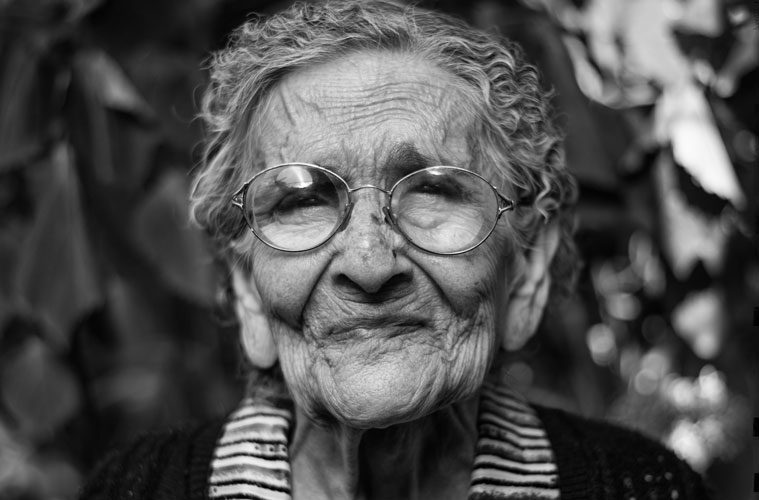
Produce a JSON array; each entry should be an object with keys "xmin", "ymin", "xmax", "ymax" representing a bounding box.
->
[
  {"xmin": 250, "ymin": 245, "xmax": 330, "ymax": 328},
  {"xmin": 415, "ymin": 245, "xmax": 509, "ymax": 317}
]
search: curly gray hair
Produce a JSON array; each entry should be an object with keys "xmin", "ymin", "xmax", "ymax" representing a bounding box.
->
[{"xmin": 190, "ymin": 0, "xmax": 578, "ymax": 297}]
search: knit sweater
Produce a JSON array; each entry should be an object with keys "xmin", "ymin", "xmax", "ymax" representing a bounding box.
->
[{"xmin": 79, "ymin": 399, "xmax": 710, "ymax": 500}]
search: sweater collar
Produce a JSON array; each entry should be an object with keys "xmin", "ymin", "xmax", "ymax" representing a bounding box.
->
[{"xmin": 207, "ymin": 379, "xmax": 559, "ymax": 499}]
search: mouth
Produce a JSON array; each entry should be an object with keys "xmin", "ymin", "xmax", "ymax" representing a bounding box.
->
[{"xmin": 327, "ymin": 316, "xmax": 427, "ymax": 340}]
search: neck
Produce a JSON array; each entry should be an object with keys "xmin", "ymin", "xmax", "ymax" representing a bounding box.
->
[{"xmin": 289, "ymin": 395, "xmax": 479, "ymax": 500}]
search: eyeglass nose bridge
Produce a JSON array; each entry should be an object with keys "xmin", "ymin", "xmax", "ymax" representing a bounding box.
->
[
  {"xmin": 337, "ymin": 184, "xmax": 395, "ymax": 232},
  {"xmin": 347, "ymin": 184, "xmax": 391, "ymax": 196}
]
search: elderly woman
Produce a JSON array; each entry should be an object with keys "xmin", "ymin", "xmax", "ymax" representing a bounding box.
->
[{"xmin": 81, "ymin": 1, "xmax": 711, "ymax": 499}]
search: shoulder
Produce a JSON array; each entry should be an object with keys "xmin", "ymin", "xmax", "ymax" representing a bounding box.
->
[
  {"xmin": 533, "ymin": 404, "xmax": 712, "ymax": 500},
  {"xmin": 78, "ymin": 418, "xmax": 224, "ymax": 500}
]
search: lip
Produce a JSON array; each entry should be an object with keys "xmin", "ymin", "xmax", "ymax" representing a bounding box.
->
[{"xmin": 327, "ymin": 316, "xmax": 427, "ymax": 339}]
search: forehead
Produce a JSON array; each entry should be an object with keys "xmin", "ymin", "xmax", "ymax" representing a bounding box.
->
[{"xmin": 253, "ymin": 51, "xmax": 477, "ymax": 179}]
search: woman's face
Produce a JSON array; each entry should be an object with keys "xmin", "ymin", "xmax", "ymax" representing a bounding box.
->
[{"xmin": 240, "ymin": 51, "xmax": 518, "ymax": 428}]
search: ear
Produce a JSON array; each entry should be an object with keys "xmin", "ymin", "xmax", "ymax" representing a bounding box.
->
[
  {"xmin": 500, "ymin": 222, "xmax": 561, "ymax": 351},
  {"xmin": 231, "ymin": 267, "xmax": 278, "ymax": 369}
]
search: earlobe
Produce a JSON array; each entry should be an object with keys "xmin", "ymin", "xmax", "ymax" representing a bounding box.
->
[
  {"xmin": 499, "ymin": 223, "xmax": 561, "ymax": 351},
  {"xmin": 231, "ymin": 268, "xmax": 278, "ymax": 369}
]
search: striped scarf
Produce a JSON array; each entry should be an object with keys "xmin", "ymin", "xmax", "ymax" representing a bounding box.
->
[{"xmin": 208, "ymin": 382, "xmax": 559, "ymax": 499}]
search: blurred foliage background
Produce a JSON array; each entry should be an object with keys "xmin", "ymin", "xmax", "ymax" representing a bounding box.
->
[{"xmin": 0, "ymin": 0, "xmax": 757, "ymax": 498}]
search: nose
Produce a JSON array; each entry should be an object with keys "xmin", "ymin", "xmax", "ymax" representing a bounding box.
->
[{"xmin": 330, "ymin": 190, "xmax": 411, "ymax": 297}]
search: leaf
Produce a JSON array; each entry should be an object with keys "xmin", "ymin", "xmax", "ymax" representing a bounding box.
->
[
  {"xmin": 14, "ymin": 143, "xmax": 103, "ymax": 347},
  {"xmin": 34, "ymin": 453, "xmax": 82, "ymax": 499},
  {"xmin": 0, "ymin": 417, "xmax": 35, "ymax": 493},
  {"xmin": 1, "ymin": 0, "xmax": 103, "ymax": 24},
  {"xmin": 618, "ymin": 0, "xmax": 693, "ymax": 88},
  {"xmin": 0, "ymin": 36, "xmax": 50, "ymax": 172},
  {"xmin": 655, "ymin": 152, "xmax": 728, "ymax": 280},
  {"xmin": 668, "ymin": 0, "xmax": 724, "ymax": 37},
  {"xmin": 581, "ymin": 0, "xmax": 693, "ymax": 90},
  {"xmin": 73, "ymin": 50, "xmax": 153, "ymax": 119},
  {"xmin": 118, "ymin": 48, "xmax": 205, "ymax": 153},
  {"xmin": 671, "ymin": 289, "xmax": 725, "ymax": 359},
  {"xmin": 87, "ymin": 276, "xmax": 189, "ymax": 427},
  {"xmin": 0, "ymin": 337, "xmax": 81, "ymax": 439},
  {"xmin": 67, "ymin": 50, "xmax": 161, "ymax": 189},
  {"xmin": 131, "ymin": 170, "xmax": 216, "ymax": 306},
  {"xmin": 655, "ymin": 83, "xmax": 746, "ymax": 208},
  {"xmin": 0, "ymin": 227, "xmax": 23, "ymax": 332},
  {"xmin": 65, "ymin": 0, "xmax": 105, "ymax": 22}
]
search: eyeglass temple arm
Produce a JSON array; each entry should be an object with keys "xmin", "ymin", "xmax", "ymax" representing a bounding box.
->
[
  {"xmin": 496, "ymin": 190, "xmax": 534, "ymax": 215},
  {"xmin": 231, "ymin": 191, "xmax": 244, "ymax": 210}
]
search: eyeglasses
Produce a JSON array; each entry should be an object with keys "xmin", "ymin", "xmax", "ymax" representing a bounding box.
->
[{"xmin": 232, "ymin": 163, "xmax": 526, "ymax": 255}]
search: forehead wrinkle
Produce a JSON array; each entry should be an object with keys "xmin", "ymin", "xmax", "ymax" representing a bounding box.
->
[
  {"xmin": 257, "ymin": 107, "xmax": 473, "ymax": 176},
  {"xmin": 278, "ymin": 54, "xmax": 469, "ymax": 128},
  {"xmin": 255, "ymin": 87, "xmax": 326, "ymax": 166},
  {"xmin": 308, "ymin": 80, "xmax": 453, "ymax": 111},
  {"xmin": 306, "ymin": 81, "xmax": 465, "ymax": 133},
  {"xmin": 312, "ymin": 134, "xmax": 396, "ymax": 182},
  {"xmin": 254, "ymin": 53, "xmax": 479, "ymax": 176}
]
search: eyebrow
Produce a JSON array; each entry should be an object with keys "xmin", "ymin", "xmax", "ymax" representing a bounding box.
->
[
  {"xmin": 383, "ymin": 143, "xmax": 438, "ymax": 181},
  {"xmin": 309, "ymin": 142, "xmax": 447, "ymax": 183}
]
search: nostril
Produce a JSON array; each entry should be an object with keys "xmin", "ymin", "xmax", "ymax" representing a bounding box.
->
[
  {"xmin": 377, "ymin": 273, "xmax": 413, "ymax": 299},
  {"xmin": 334, "ymin": 272, "xmax": 413, "ymax": 302}
]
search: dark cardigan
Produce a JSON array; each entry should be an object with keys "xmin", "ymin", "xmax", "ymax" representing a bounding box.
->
[{"xmin": 79, "ymin": 405, "xmax": 712, "ymax": 500}]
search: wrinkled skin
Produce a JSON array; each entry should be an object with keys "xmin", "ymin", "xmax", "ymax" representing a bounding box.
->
[{"xmin": 241, "ymin": 51, "xmax": 520, "ymax": 430}]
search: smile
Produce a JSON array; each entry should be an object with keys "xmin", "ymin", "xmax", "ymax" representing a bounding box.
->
[{"xmin": 327, "ymin": 316, "xmax": 428, "ymax": 340}]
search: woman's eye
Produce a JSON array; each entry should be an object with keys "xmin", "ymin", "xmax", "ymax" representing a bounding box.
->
[
  {"xmin": 275, "ymin": 192, "xmax": 329, "ymax": 213},
  {"xmin": 415, "ymin": 183, "xmax": 439, "ymax": 193},
  {"xmin": 412, "ymin": 181, "xmax": 461, "ymax": 198}
]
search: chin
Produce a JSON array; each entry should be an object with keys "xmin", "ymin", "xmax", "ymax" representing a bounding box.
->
[{"xmin": 287, "ymin": 345, "xmax": 489, "ymax": 429}]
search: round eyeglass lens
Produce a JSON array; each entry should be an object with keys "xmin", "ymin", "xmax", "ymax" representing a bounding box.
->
[
  {"xmin": 245, "ymin": 164, "xmax": 349, "ymax": 251},
  {"xmin": 390, "ymin": 167, "xmax": 499, "ymax": 254}
]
